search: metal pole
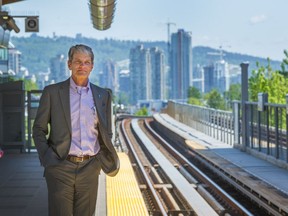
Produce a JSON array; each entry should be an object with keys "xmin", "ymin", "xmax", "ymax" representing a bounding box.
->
[{"xmin": 240, "ymin": 62, "xmax": 249, "ymax": 150}]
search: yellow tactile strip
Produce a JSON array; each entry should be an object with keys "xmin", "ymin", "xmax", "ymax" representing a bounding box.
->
[{"xmin": 106, "ymin": 152, "xmax": 149, "ymax": 216}]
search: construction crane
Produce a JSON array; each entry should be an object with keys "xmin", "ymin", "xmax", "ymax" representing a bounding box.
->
[{"xmin": 166, "ymin": 21, "xmax": 176, "ymax": 53}]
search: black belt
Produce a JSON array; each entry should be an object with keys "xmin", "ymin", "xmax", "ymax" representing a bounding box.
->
[{"xmin": 66, "ymin": 155, "xmax": 96, "ymax": 163}]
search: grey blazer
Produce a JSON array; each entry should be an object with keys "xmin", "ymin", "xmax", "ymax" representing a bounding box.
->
[{"xmin": 32, "ymin": 78, "xmax": 119, "ymax": 177}]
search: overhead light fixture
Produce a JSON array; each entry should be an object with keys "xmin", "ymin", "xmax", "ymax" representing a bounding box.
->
[{"xmin": 89, "ymin": 0, "xmax": 116, "ymax": 31}]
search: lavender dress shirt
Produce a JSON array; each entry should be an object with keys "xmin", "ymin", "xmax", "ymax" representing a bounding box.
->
[{"xmin": 68, "ymin": 78, "xmax": 100, "ymax": 156}]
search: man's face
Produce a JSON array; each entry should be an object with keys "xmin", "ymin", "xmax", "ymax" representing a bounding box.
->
[{"xmin": 68, "ymin": 52, "xmax": 94, "ymax": 82}]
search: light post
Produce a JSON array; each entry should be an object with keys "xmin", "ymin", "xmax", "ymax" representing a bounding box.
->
[{"xmin": 240, "ymin": 62, "xmax": 249, "ymax": 150}]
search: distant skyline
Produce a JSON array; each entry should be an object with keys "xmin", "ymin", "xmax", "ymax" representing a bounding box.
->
[{"xmin": 4, "ymin": 0, "xmax": 288, "ymax": 61}]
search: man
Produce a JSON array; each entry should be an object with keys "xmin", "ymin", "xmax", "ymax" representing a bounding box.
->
[{"xmin": 33, "ymin": 44, "xmax": 120, "ymax": 216}]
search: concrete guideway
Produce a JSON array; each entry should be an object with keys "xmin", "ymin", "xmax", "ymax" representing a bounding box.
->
[{"xmin": 131, "ymin": 118, "xmax": 219, "ymax": 216}]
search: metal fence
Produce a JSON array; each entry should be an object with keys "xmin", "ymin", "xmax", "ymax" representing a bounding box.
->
[
  {"xmin": 26, "ymin": 90, "xmax": 42, "ymax": 151},
  {"xmin": 166, "ymin": 101, "xmax": 234, "ymax": 145},
  {"xmin": 236, "ymin": 101, "xmax": 288, "ymax": 162},
  {"xmin": 166, "ymin": 99, "xmax": 288, "ymax": 165}
]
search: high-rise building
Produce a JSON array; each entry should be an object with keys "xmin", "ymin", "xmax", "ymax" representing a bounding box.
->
[
  {"xmin": 229, "ymin": 64, "xmax": 241, "ymax": 85},
  {"xmin": 119, "ymin": 69, "xmax": 130, "ymax": 93},
  {"xmin": 116, "ymin": 59, "xmax": 130, "ymax": 105},
  {"xmin": 203, "ymin": 64, "xmax": 214, "ymax": 93},
  {"xmin": 150, "ymin": 47, "xmax": 165, "ymax": 100},
  {"xmin": 169, "ymin": 29, "xmax": 193, "ymax": 99},
  {"xmin": 99, "ymin": 60, "xmax": 118, "ymax": 94},
  {"xmin": 0, "ymin": 47, "xmax": 9, "ymax": 76},
  {"xmin": 214, "ymin": 60, "xmax": 229, "ymax": 93},
  {"xmin": 203, "ymin": 60, "xmax": 230, "ymax": 94},
  {"xmin": 49, "ymin": 54, "xmax": 69, "ymax": 83},
  {"xmin": 129, "ymin": 45, "xmax": 151, "ymax": 105},
  {"xmin": 8, "ymin": 43, "xmax": 21, "ymax": 76},
  {"xmin": 192, "ymin": 64, "xmax": 204, "ymax": 93}
]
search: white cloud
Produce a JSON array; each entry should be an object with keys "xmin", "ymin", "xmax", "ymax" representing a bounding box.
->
[{"xmin": 250, "ymin": 14, "xmax": 267, "ymax": 25}]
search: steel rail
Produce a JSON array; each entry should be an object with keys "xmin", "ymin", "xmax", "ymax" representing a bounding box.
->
[{"xmin": 120, "ymin": 119, "xmax": 167, "ymax": 216}]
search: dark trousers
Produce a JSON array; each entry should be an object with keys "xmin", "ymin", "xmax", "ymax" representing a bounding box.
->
[{"xmin": 44, "ymin": 157, "xmax": 101, "ymax": 216}]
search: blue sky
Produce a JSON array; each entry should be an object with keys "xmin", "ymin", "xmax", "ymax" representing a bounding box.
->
[{"xmin": 5, "ymin": 0, "xmax": 288, "ymax": 61}]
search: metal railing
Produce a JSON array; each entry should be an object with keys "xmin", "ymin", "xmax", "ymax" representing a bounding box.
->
[
  {"xmin": 26, "ymin": 90, "xmax": 42, "ymax": 151},
  {"xmin": 236, "ymin": 101, "xmax": 288, "ymax": 162},
  {"xmin": 166, "ymin": 101, "xmax": 234, "ymax": 146},
  {"xmin": 166, "ymin": 100, "xmax": 288, "ymax": 165}
]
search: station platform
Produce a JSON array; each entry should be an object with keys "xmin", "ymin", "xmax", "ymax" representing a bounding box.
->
[
  {"xmin": 0, "ymin": 151, "xmax": 47, "ymax": 216},
  {"xmin": 0, "ymin": 151, "xmax": 148, "ymax": 216}
]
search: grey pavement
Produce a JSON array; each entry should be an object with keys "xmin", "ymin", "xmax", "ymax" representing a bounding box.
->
[{"xmin": 0, "ymin": 150, "xmax": 47, "ymax": 216}]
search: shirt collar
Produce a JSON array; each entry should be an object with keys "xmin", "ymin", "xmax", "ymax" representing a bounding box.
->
[{"xmin": 70, "ymin": 77, "xmax": 90, "ymax": 93}]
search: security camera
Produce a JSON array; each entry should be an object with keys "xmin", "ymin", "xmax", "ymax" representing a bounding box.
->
[{"xmin": 25, "ymin": 16, "xmax": 39, "ymax": 32}]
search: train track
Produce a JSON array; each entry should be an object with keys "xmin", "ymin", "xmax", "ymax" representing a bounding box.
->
[
  {"xmin": 121, "ymin": 118, "xmax": 193, "ymax": 215},
  {"xmin": 119, "ymin": 117, "xmax": 256, "ymax": 215}
]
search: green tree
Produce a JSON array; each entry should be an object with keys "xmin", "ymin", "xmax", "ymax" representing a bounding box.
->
[
  {"xmin": 187, "ymin": 97, "xmax": 203, "ymax": 106},
  {"xmin": 248, "ymin": 54, "xmax": 288, "ymax": 129},
  {"xmin": 268, "ymin": 72, "xmax": 288, "ymax": 104},
  {"xmin": 135, "ymin": 106, "xmax": 148, "ymax": 116},
  {"xmin": 22, "ymin": 79, "xmax": 38, "ymax": 91},
  {"xmin": 249, "ymin": 57, "xmax": 288, "ymax": 104},
  {"xmin": 223, "ymin": 84, "xmax": 241, "ymax": 109},
  {"xmin": 280, "ymin": 49, "xmax": 288, "ymax": 78},
  {"xmin": 205, "ymin": 89, "xmax": 225, "ymax": 110},
  {"xmin": 187, "ymin": 86, "xmax": 201, "ymax": 99},
  {"xmin": 187, "ymin": 86, "xmax": 203, "ymax": 106},
  {"xmin": 249, "ymin": 61, "xmax": 269, "ymax": 102}
]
